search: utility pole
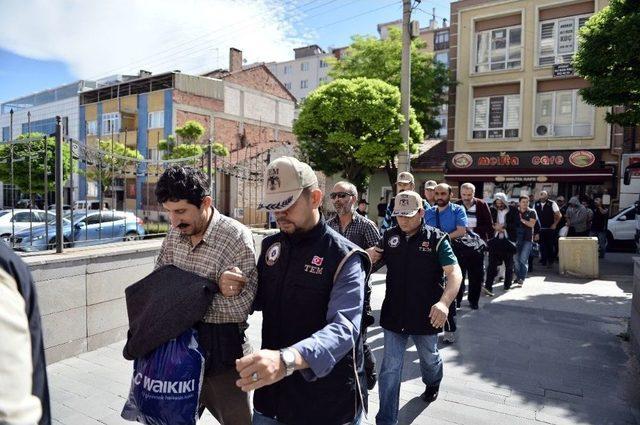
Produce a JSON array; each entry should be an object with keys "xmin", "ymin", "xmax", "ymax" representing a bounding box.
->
[{"xmin": 398, "ymin": 0, "xmax": 413, "ymax": 173}]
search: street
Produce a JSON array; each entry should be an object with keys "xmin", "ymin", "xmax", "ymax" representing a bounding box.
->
[{"xmin": 46, "ymin": 253, "xmax": 640, "ymax": 425}]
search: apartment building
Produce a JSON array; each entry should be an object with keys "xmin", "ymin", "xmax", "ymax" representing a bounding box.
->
[
  {"xmin": 266, "ymin": 45, "xmax": 334, "ymax": 103},
  {"xmin": 445, "ymin": 0, "xmax": 614, "ymax": 201},
  {"xmin": 79, "ymin": 49, "xmax": 297, "ymax": 222}
]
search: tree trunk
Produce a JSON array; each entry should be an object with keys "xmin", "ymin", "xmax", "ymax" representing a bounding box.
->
[{"xmin": 384, "ymin": 159, "xmax": 398, "ymax": 195}]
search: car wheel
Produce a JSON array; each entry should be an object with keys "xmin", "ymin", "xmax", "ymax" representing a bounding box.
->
[
  {"xmin": 47, "ymin": 238, "xmax": 71, "ymax": 250},
  {"xmin": 124, "ymin": 231, "xmax": 139, "ymax": 242}
]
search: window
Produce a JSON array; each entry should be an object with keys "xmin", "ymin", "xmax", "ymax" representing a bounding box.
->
[
  {"xmin": 319, "ymin": 77, "xmax": 327, "ymax": 84},
  {"xmin": 12, "ymin": 212, "xmax": 34, "ymax": 223},
  {"xmin": 300, "ymin": 80, "xmax": 308, "ymax": 89},
  {"xmin": 102, "ymin": 112, "xmax": 120, "ymax": 135},
  {"xmin": 301, "ymin": 62, "xmax": 309, "ymax": 71},
  {"xmin": 435, "ymin": 51, "xmax": 449, "ymax": 67},
  {"xmin": 435, "ymin": 31, "xmax": 449, "ymax": 44},
  {"xmin": 319, "ymin": 60, "xmax": 328, "ymax": 68},
  {"xmin": 534, "ymin": 89, "xmax": 594, "ymax": 137},
  {"xmin": 86, "ymin": 120, "xmax": 97, "ymax": 135},
  {"xmin": 299, "ymin": 97, "xmax": 306, "ymax": 103},
  {"xmin": 283, "ymin": 65, "xmax": 292, "ymax": 75},
  {"xmin": 148, "ymin": 110, "xmax": 164, "ymax": 129},
  {"xmin": 475, "ymin": 26, "xmax": 521, "ymax": 72},
  {"xmin": 2, "ymin": 126, "xmax": 9, "ymax": 141},
  {"xmin": 538, "ymin": 15, "xmax": 591, "ymax": 66},
  {"xmin": 21, "ymin": 117, "xmax": 57, "ymax": 136},
  {"xmin": 284, "ymin": 82, "xmax": 292, "ymax": 90},
  {"xmin": 472, "ymin": 95, "xmax": 520, "ymax": 139}
]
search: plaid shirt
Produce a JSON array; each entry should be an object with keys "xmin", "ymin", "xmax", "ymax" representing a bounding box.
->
[
  {"xmin": 155, "ymin": 208, "xmax": 258, "ymax": 324},
  {"xmin": 327, "ymin": 212, "xmax": 380, "ymax": 249}
]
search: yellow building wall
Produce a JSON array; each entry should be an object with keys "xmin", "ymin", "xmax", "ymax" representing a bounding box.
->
[
  {"xmin": 84, "ymin": 104, "xmax": 97, "ymax": 121},
  {"xmin": 454, "ymin": 0, "xmax": 609, "ymax": 153},
  {"xmin": 148, "ymin": 91, "xmax": 165, "ymax": 112},
  {"xmin": 101, "ymin": 99, "xmax": 118, "ymax": 114},
  {"xmin": 120, "ymin": 95, "xmax": 137, "ymax": 114},
  {"xmin": 147, "ymin": 129, "xmax": 163, "ymax": 148}
]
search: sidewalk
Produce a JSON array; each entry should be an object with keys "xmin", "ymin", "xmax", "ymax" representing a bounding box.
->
[{"xmin": 48, "ymin": 253, "xmax": 640, "ymax": 424}]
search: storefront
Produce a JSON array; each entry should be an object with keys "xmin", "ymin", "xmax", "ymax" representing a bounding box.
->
[{"xmin": 445, "ymin": 150, "xmax": 614, "ymax": 202}]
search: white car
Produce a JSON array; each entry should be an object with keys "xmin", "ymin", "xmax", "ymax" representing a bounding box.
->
[
  {"xmin": 607, "ymin": 205, "xmax": 636, "ymax": 243},
  {"xmin": 0, "ymin": 209, "xmax": 56, "ymax": 240}
]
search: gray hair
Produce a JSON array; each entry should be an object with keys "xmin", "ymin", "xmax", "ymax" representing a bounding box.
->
[
  {"xmin": 333, "ymin": 181, "xmax": 358, "ymax": 199},
  {"xmin": 460, "ymin": 182, "xmax": 476, "ymax": 193}
]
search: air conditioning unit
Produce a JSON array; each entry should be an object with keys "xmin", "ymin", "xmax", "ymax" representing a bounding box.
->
[{"xmin": 536, "ymin": 124, "xmax": 552, "ymax": 136}]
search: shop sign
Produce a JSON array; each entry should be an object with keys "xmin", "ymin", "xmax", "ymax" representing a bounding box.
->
[
  {"xmin": 553, "ymin": 63, "xmax": 574, "ymax": 77},
  {"xmin": 449, "ymin": 150, "xmax": 600, "ymax": 170}
]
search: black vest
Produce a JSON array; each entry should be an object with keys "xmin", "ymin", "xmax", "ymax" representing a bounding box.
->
[
  {"xmin": 535, "ymin": 201, "xmax": 556, "ymax": 228},
  {"xmin": 380, "ymin": 224, "xmax": 448, "ymax": 335},
  {"xmin": 254, "ymin": 219, "xmax": 370, "ymax": 425}
]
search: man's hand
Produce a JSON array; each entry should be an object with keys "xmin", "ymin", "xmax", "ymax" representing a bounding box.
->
[
  {"xmin": 534, "ymin": 234, "xmax": 540, "ymax": 242},
  {"xmin": 366, "ymin": 247, "xmax": 382, "ymax": 263},
  {"xmin": 235, "ymin": 349, "xmax": 285, "ymax": 392},
  {"xmin": 429, "ymin": 301, "xmax": 449, "ymax": 329},
  {"xmin": 219, "ymin": 266, "xmax": 247, "ymax": 297},
  {"xmin": 550, "ymin": 224, "xmax": 557, "ymax": 230}
]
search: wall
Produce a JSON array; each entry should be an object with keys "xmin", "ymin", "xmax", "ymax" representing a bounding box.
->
[
  {"xmin": 25, "ymin": 230, "xmax": 275, "ymax": 364},
  {"xmin": 0, "ymin": 96, "xmax": 80, "ymax": 140},
  {"xmin": 632, "ymin": 258, "xmax": 640, "ymax": 360}
]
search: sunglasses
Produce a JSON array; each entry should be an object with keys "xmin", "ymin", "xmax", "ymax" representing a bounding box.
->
[{"xmin": 329, "ymin": 192, "xmax": 354, "ymax": 199}]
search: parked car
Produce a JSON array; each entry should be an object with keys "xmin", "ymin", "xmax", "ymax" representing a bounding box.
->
[
  {"xmin": 0, "ymin": 209, "xmax": 56, "ymax": 241},
  {"xmin": 48, "ymin": 204, "xmax": 72, "ymax": 211},
  {"xmin": 73, "ymin": 200, "xmax": 110, "ymax": 210},
  {"xmin": 11, "ymin": 210, "xmax": 145, "ymax": 252},
  {"xmin": 607, "ymin": 205, "xmax": 636, "ymax": 244}
]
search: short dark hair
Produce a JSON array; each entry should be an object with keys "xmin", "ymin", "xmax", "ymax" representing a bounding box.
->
[
  {"xmin": 155, "ymin": 166, "xmax": 210, "ymax": 208},
  {"xmin": 519, "ymin": 195, "xmax": 529, "ymax": 202}
]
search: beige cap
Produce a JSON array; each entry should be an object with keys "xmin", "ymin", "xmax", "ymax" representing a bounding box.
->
[
  {"xmin": 392, "ymin": 191, "xmax": 423, "ymax": 217},
  {"xmin": 258, "ymin": 156, "xmax": 318, "ymax": 212},
  {"xmin": 424, "ymin": 180, "xmax": 437, "ymax": 190},
  {"xmin": 397, "ymin": 171, "xmax": 415, "ymax": 185}
]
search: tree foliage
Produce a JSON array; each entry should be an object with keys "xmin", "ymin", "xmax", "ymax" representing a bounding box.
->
[
  {"xmin": 0, "ymin": 133, "xmax": 75, "ymax": 197},
  {"xmin": 85, "ymin": 139, "xmax": 143, "ymax": 193},
  {"xmin": 175, "ymin": 120, "xmax": 205, "ymax": 144},
  {"xmin": 574, "ymin": 0, "xmax": 640, "ymax": 126},
  {"xmin": 293, "ymin": 77, "xmax": 424, "ymax": 192},
  {"xmin": 329, "ymin": 27, "xmax": 453, "ymax": 136}
]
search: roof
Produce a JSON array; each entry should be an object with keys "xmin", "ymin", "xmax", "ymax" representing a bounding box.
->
[
  {"xmin": 201, "ymin": 64, "xmax": 296, "ymax": 102},
  {"xmin": 411, "ymin": 139, "xmax": 447, "ymax": 171}
]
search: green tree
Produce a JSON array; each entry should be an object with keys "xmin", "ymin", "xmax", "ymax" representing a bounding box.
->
[
  {"xmin": 85, "ymin": 139, "xmax": 143, "ymax": 194},
  {"xmin": 0, "ymin": 133, "xmax": 75, "ymax": 201},
  {"xmin": 175, "ymin": 120, "xmax": 205, "ymax": 144},
  {"xmin": 329, "ymin": 27, "xmax": 453, "ymax": 136},
  {"xmin": 294, "ymin": 78, "xmax": 424, "ymax": 192},
  {"xmin": 574, "ymin": 0, "xmax": 640, "ymax": 126}
]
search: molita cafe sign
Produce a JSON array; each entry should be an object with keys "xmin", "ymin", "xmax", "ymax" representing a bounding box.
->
[{"xmin": 450, "ymin": 150, "xmax": 598, "ymax": 169}]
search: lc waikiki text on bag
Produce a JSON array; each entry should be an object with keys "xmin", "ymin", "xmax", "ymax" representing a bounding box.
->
[{"xmin": 121, "ymin": 328, "xmax": 205, "ymax": 425}]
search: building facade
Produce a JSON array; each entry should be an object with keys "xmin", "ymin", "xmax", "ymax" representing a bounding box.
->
[
  {"xmin": 266, "ymin": 45, "xmax": 334, "ymax": 103},
  {"xmin": 446, "ymin": 0, "xmax": 614, "ymax": 202},
  {"xmin": 79, "ymin": 49, "xmax": 297, "ymax": 224}
]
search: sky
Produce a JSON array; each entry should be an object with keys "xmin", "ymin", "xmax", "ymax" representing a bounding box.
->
[{"xmin": 0, "ymin": 0, "xmax": 451, "ymax": 103}]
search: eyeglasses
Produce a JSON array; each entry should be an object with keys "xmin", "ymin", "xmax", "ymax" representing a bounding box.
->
[{"xmin": 329, "ymin": 192, "xmax": 354, "ymax": 199}]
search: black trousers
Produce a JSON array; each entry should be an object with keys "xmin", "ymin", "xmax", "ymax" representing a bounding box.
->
[
  {"xmin": 538, "ymin": 228, "xmax": 556, "ymax": 265},
  {"xmin": 456, "ymin": 252, "xmax": 485, "ymax": 307},
  {"xmin": 485, "ymin": 250, "xmax": 514, "ymax": 290}
]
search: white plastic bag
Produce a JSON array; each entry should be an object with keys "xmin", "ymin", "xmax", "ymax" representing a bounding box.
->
[{"xmin": 558, "ymin": 226, "xmax": 569, "ymax": 237}]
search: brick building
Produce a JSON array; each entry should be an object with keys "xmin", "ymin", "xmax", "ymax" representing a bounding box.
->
[{"xmin": 79, "ymin": 48, "xmax": 297, "ymax": 225}]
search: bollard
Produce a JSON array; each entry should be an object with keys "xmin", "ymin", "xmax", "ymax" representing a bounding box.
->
[{"xmin": 558, "ymin": 237, "xmax": 599, "ymax": 278}]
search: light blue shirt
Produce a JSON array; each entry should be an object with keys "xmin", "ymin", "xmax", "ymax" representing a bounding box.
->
[
  {"xmin": 292, "ymin": 255, "xmax": 364, "ymax": 381},
  {"xmin": 425, "ymin": 203, "xmax": 468, "ymax": 234}
]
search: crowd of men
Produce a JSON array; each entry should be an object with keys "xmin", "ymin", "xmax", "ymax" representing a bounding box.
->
[{"xmin": 0, "ymin": 156, "xmax": 611, "ymax": 425}]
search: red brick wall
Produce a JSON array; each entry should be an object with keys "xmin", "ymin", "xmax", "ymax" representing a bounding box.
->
[
  {"xmin": 176, "ymin": 110, "xmax": 212, "ymax": 141},
  {"xmin": 173, "ymin": 90, "xmax": 224, "ymax": 113},
  {"xmin": 220, "ymin": 66, "xmax": 294, "ymax": 101}
]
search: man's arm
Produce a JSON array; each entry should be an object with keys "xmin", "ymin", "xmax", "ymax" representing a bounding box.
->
[
  {"xmin": 449, "ymin": 205, "xmax": 468, "ymax": 239},
  {"xmin": 235, "ymin": 255, "xmax": 365, "ymax": 391},
  {"xmin": 211, "ymin": 227, "xmax": 258, "ymax": 323},
  {"xmin": 428, "ymin": 238, "xmax": 462, "ymax": 328},
  {"xmin": 363, "ymin": 220, "xmax": 382, "ymax": 250}
]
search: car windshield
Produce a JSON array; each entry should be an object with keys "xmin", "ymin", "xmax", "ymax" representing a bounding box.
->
[{"xmin": 0, "ymin": 210, "xmax": 9, "ymax": 218}]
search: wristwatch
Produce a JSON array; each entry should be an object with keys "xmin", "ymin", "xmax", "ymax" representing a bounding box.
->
[{"xmin": 280, "ymin": 348, "xmax": 296, "ymax": 377}]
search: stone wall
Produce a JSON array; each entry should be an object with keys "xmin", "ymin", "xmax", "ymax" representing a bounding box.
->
[{"xmin": 24, "ymin": 230, "xmax": 275, "ymax": 364}]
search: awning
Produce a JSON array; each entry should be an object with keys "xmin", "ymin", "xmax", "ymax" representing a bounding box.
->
[{"xmin": 446, "ymin": 169, "xmax": 613, "ymax": 182}]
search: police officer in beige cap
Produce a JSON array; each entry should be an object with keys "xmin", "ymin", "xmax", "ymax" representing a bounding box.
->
[
  {"xmin": 367, "ymin": 191, "xmax": 461, "ymax": 423},
  {"xmin": 380, "ymin": 171, "xmax": 430, "ymax": 232},
  {"xmin": 236, "ymin": 156, "xmax": 370, "ymax": 425}
]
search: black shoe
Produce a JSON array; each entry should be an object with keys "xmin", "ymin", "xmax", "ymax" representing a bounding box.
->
[
  {"xmin": 421, "ymin": 385, "xmax": 440, "ymax": 403},
  {"xmin": 366, "ymin": 369, "xmax": 377, "ymax": 390},
  {"xmin": 456, "ymin": 300, "xmax": 461, "ymax": 308},
  {"xmin": 470, "ymin": 303, "xmax": 479, "ymax": 310}
]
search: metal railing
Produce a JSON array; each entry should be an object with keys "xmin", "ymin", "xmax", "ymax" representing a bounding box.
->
[{"xmin": 1, "ymin": 112, "xmax": 282, "ymax": 254}]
